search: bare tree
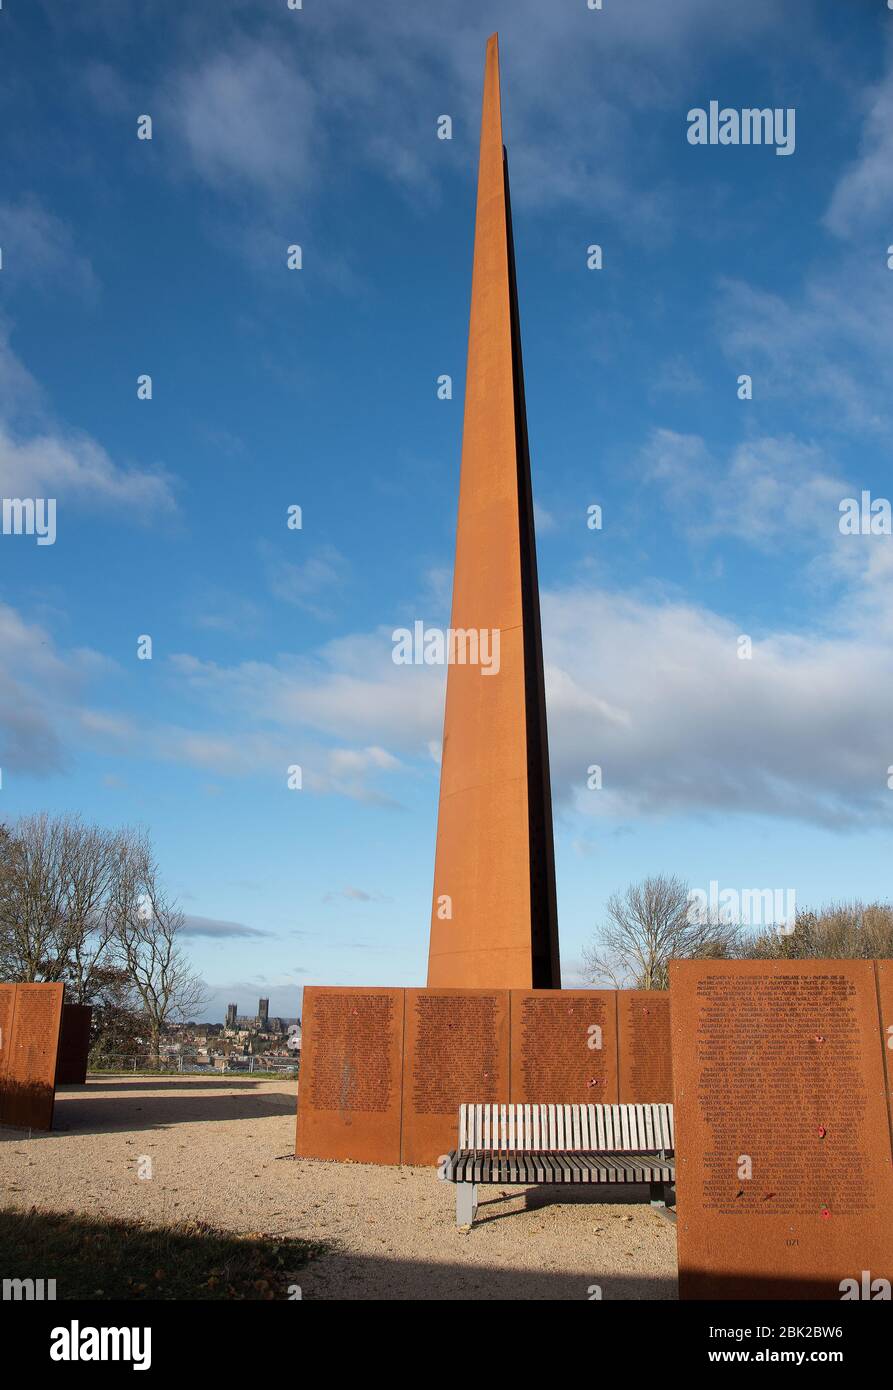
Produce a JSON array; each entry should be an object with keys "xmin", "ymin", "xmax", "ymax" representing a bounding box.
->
[
  {"xmin": 0, "ymin": 813, "xmax": 75, "ymax": 981},
  {"xmin": 582, "ymin": 873, "xmax": 741, "ymax": 989},
  {"xmin": 59, "ymin": 820, "xmax": 123, "ymax": 1002},
  {"xmin": 1, "ymin": 814, "xmax": 209, "ymax": 1062},
  {"xmin": 0, "ymin": 822, "xmax": 19, "ymax": 979},
  {"xmin": 112, "ymin": 830, "xmax": 208, "ymax": 1065},
  {"xmin": 0, "ymin": 814, "xmax": 122, "ymax": 996}
]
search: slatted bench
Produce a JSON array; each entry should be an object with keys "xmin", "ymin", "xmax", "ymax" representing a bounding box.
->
[{"xmin": 441, "ymin": 1102, "xmax": 675, "ymax": 1227}]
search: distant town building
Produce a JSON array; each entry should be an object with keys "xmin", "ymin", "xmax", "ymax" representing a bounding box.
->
[
  {"xmin": 224, "ymin": 997, "xmax": 295, "ymax": 1037},
  {"xmin": 153, "ymin": 1005, "xmax": 299, "ymax": 1070}
]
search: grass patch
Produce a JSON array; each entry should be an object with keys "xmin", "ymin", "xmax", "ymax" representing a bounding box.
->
[{"xmin": 0, "ymin": 1206, "xmax": 326, "ymax": 1300}]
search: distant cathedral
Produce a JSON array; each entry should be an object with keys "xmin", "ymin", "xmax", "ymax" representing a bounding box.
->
[{"xmin": 225, "ymin": 997, "xmax": 283, "ymax": 1033}]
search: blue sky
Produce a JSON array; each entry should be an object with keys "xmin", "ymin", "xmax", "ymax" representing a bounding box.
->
[{"xmin": 2, "ymin": 0, "xmax": 893, "ymax": 1019}]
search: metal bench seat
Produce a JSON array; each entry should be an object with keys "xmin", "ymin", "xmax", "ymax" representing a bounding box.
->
[
  {"xmin": 442, "ymin": 1151, "xmax": 675, "ymax": 1184},
  {"xmin": 442, "ymin": 1102, "xmax": 675, "ymax": 1226}
]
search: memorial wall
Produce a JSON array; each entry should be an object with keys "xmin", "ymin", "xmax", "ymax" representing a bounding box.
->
[
  {"xmin": 670, "ymin": 959, "xmax": 893, "ymax": 1300},
  {"xmin": 296, "ymin": 986, "xmax": 673, "ymax": 1164},
  {"xmin": 878, "ymin": 959, "xmax": 893, "ymax": 1135},
  {"xmin": 0, "ymin": 984, "xmax": 15, "ymax": 1123},
  {"xmin": 294, "ymin": 987, "xmax": 405, "ymax": 1163},
  {"xmin": 402, "ymin": 988, "xmax": 510, "ymax": 1164},
  {"xmin": 510, "ymin": 990, "xmax": 618, "ymax": 1104},
  {"xmin": 618, "ymin": 990, "xmax": 673, "ymax": 1104},
  {"xmin": 0, "ymin": 982, "xmax": 65, "ymax": 1131}
]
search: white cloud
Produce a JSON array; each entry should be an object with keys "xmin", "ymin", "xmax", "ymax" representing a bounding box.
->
[
  {"xmin": 263, "ymin": 543, "xmax": 349, "ymax": 618},
  {"xmin": 825, "ymin": 55, "xmax": 893, "ymax": 239},
  {"xmin": 166, "ymin": 44, "xmax": 317, "ymax": 195},
  {"xmin": 641, "ymin": 428, "xmax": 848, "ymax": 549},
  {"xmin": 6, "ymin": 530, "xmax": 893, "ymax": 833},
  {"xmin": 169, "ymin": 633, "xmax": 444, "ymax": 751},
  {"xmin": 0, "ymin": 325, "xmax": 177, "ymax": 516},
  {"xmin": 328, "ymin": 746, "xmax": 400, "ymax": 775},
  {"xmin": 533, "ymin": 501, "xmax": 558, "ymax": 534},
  {"xmin": 0, "ymin": 422, "xmax": 176, "ymax": 514},
  {"xmin": 186, "ymin": 590, "xmax": 264, "ymax": 634},
  {"xmin": 543, "ymin": 586, "xmax": 893, "ymax": 831},
  {"xmin": 641, "ymin": 425, "xmax": 893, "ymax": 643},
  {"xmin": 158, "ymin": 532, "xmax": 893, "ymax": 834},
  {"xmin": 714, "ymin": 268, "xmax": 893, "ymax": 435},
  {"xmin": 0, "ymin": 319, "xmax": 43, "ymax": 420},
  {"xmin": 80, "ymin": 59, "xmax": 130, "ymax": 115},
  {"xmin": 0, "ymin": 196, "xmax": 96, "ymax": 294},
  {"xmin": 650, "ymin": 355, "xmax": 705, "ymax": 398},
  {"xmin": 0, "ymin": 602, "xmax": 110, "ymax": 775},
  {"xmin": 151, "ymin": 0, "xmax": 788, "ymax": 232}
]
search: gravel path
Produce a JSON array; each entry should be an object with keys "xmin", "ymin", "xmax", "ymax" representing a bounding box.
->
[{"xmin": 0, "ymin": 1077, "xmax": 678, "ymax": 1300}]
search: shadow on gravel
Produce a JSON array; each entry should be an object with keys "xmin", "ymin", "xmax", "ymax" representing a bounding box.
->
[
  {"xmin": 42, "ymin": 1078, "xmax": 297, "ymax": 1134},
  {"xmin": 299, "ymin": 1248, "xmax": 678, "ymax": 1300},
  {"xmin": 0, "ymin": 1206, "xmax": 323, "ymax": 1300}
]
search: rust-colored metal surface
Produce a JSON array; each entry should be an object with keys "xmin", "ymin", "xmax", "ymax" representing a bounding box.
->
[
  {"xmin": 295, "ymin": 985, "xmax": 680, "ymax": 1164},
  {"xmin": 0, "ymin": 983, "xmax": 15, "ymax": 1114},
  {"xmin": 617, "ymin": 990, "xmax": 673, "ymax": 1103},
  {"xmin": 295, "ymin": 986, "xmax": 404, "ymax": 1164},
  {"xmin": 877, "ymin": 959, "xmax": 893, "ymax": 1141},
  {"xmin": 56, "ymin": 1003, "xmax": 93, "ymax": 1085},
  {"xmin": 509, "ymin": 989, "xmax": 618, "ymax": 1103},
  {"xmin": 426, "ymin": 33, "xmax": 559, "ymax": 991},
  {"xmin": 1, "ymin": 982, "xmax": 64, "ymax": 1131},
  {"xmin": 401, "ymin": 988, "xmax": 510, "ymax": 1165},
  {"xmin": 670, "ymin": 959, "xmax": 893, "ymax": 1299}
]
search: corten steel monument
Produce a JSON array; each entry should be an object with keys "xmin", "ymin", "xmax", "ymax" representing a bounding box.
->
[
  {"xmin": 296, "ymin": 36, "xmax": 574, "ymax": 1166},
  {"xmin": 426, "ymin": 34, "xmax": 560, "ymax": 992}
]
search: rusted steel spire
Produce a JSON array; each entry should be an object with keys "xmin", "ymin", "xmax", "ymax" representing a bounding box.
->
[{"xmin": 426, "ymin": 35, "xmax": 560, "ymax": 990}]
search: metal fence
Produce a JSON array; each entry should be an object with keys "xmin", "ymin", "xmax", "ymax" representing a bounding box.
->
[{"xmin": 88, "ymin": 1053, "xmax": 299, "ymax": 1077}]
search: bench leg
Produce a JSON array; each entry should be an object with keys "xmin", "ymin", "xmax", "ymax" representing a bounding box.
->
[
  {"xmin": 456, "ymin": 1181, "xmax": 478, "ymax": 1227},
  {"xmin": 649, "ymin": 1181, "xmax": 666, "ymax": 1208}
]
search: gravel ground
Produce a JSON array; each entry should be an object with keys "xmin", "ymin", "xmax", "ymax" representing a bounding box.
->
[{"xmin": 0, "ymin": 1076, "xmax": 678, "ymax": 1300}]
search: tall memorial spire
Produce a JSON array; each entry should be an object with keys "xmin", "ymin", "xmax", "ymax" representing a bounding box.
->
[{"xmin": 426, "ymin": 34, "xmax": 560, "ymax": 990}]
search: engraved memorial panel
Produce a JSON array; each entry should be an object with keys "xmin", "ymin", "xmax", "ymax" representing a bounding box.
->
[
  {"xmin": 671, "ymin": 959, "xmax": 893, "ymax": 1299},
  {"xmin": 2, "ymin": 982, "xmax": 64, "ymax": 1131},
  {"xmin": 0, "ymin": 983, "xmax": 16, "ymax": 1116},
  {"xmin": 618, "ymin": 990, "xmax": 672, "ymax": 1103},
  {"xmin": 401, "ymin": 988, "xmax": 509, "ymax": 1165},
  {"xmin": 877, "ymin": 959, "xmax": 893, "ymax": 1138},
  {"xmin": 295, "ymin": 986, "xmax": 404, "ymax": 1164},
  {"xmin": 510, "ymin": 989, "xmax": 618, "ymax": 1104}
]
